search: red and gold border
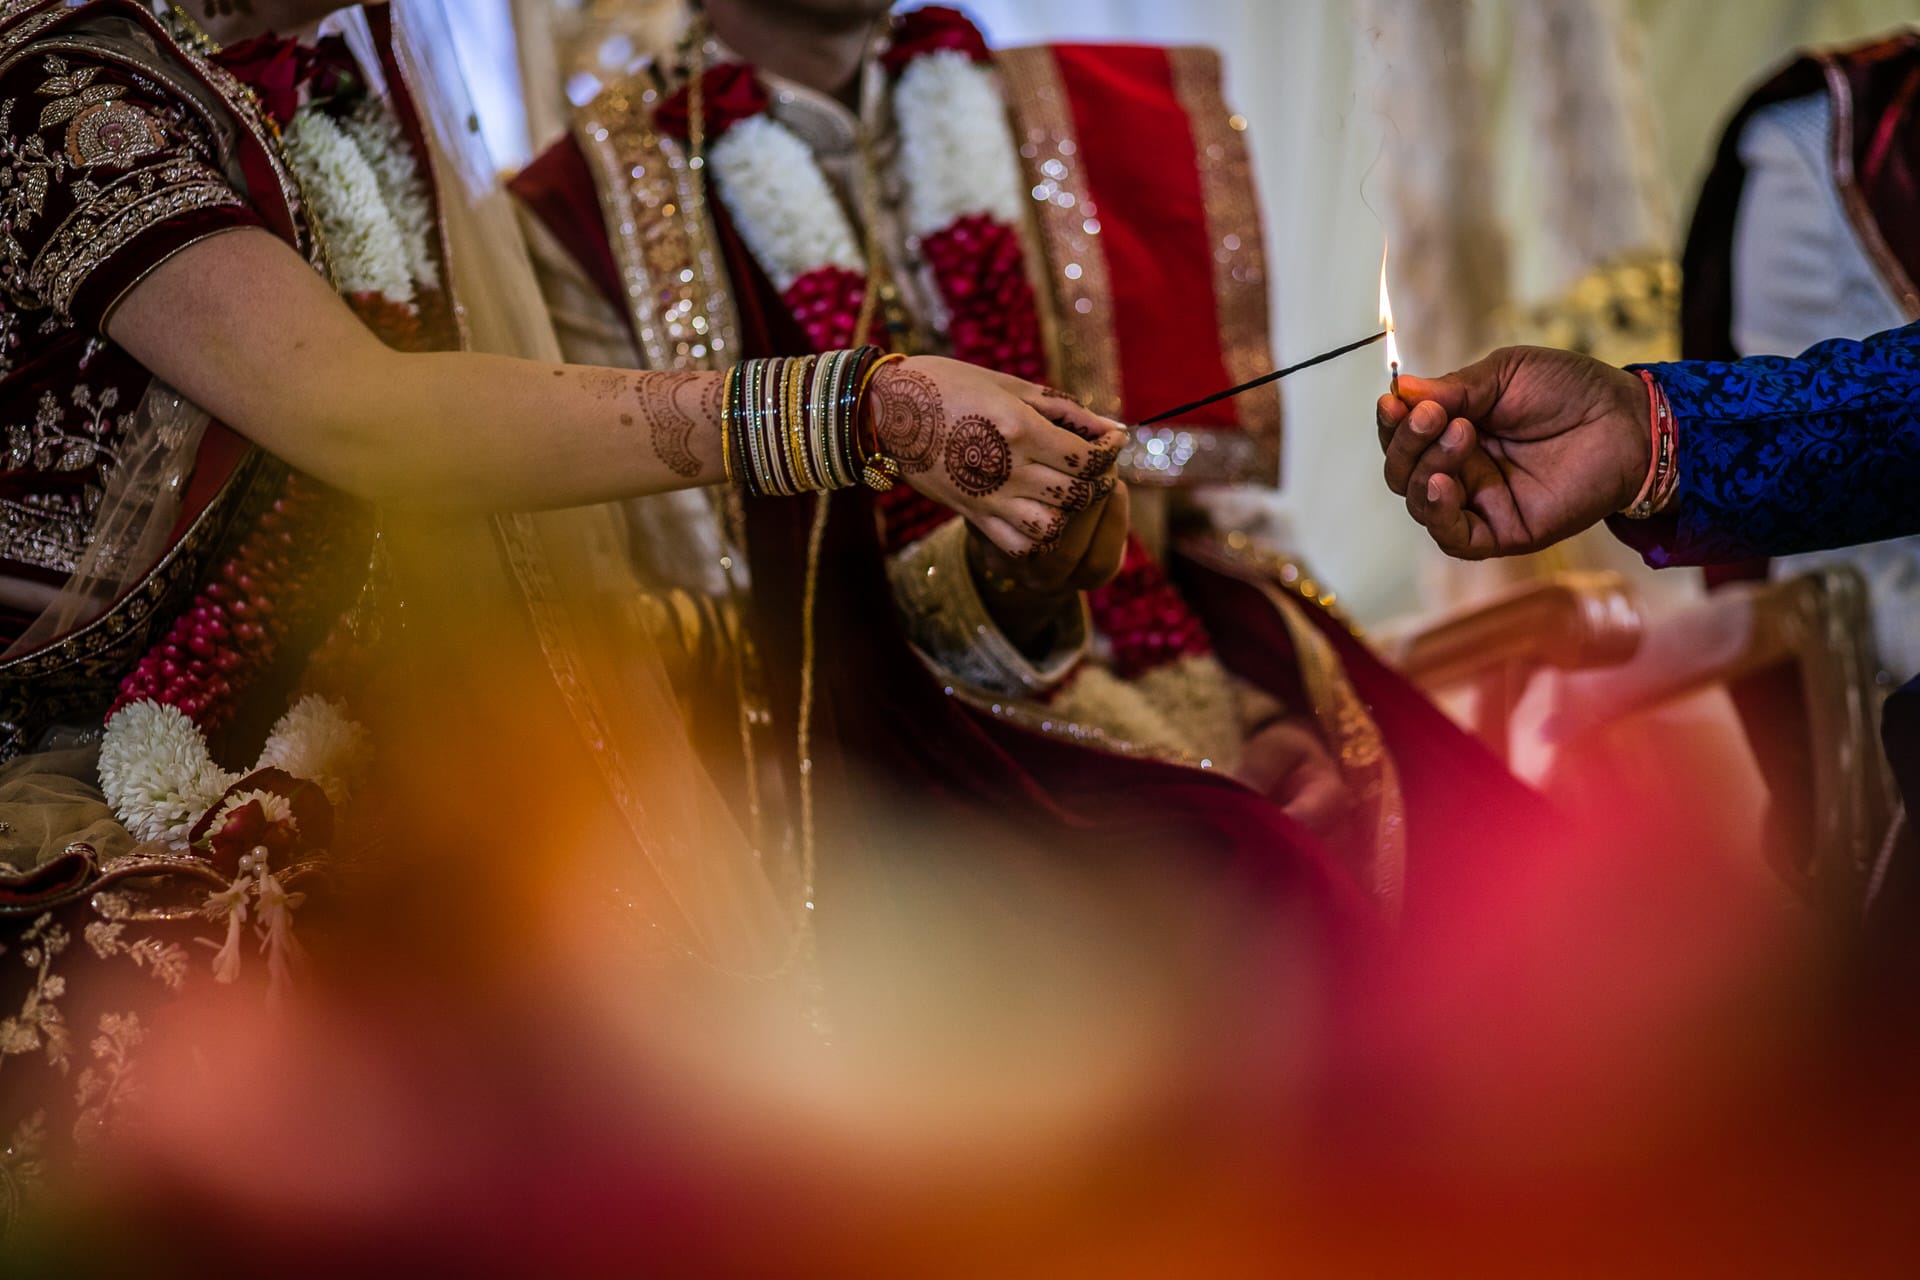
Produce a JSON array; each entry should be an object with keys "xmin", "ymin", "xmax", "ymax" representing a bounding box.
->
[{"xmin": 997, "ymin": 44, "xmax": 1281, "ymax": 489}]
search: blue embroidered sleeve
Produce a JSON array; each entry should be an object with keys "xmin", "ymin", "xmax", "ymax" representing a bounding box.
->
[{"xmin": 1607, "ymin": 319, "xmax": 1920, "ymax": 566}]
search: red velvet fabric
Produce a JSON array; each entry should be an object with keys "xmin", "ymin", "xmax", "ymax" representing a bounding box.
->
[{"xmin": 651, "ymin": 63, "xmax": 771, "ymax": 143}]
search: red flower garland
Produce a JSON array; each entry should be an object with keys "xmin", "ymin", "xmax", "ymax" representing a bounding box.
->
[
  {"xmin": 652, "ymin": 63, "xmax": 772, "ymax": 143},
  {"xmin": 919, "ymin": 213, "xmax": 1046, "ymax": 382}
]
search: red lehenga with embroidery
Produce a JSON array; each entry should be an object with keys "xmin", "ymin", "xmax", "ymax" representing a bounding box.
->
[{"xmin": 512, "ymin": 6, "xmax": 1558, "ymax": 985}]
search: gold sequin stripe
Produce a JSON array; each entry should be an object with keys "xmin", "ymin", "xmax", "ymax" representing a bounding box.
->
[
  {"xmin": 1167, "ymin": 46, "xmax": 1283, "ymax": 486},
  {"xmin": 994, "ymin": 46, "xmax": 1124, "ymax": 421}
]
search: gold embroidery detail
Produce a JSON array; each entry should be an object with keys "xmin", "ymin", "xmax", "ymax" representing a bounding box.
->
[
  {"xmin": 0, "ymin": 1108, "xmax": 46, "ymax": 1242},
  {"xmin": 83, "ymin": 920, "xmax": 188, "ymax": 991},
  {"xmin": 71, "ymin": 1010, "xmax": 142, "ymax": 1153},
  {"xmin": 38, "ymin": 80, "xmax": 118, "ymax": 130},
  {"xmin": 1167, "ymin": 46, "xmax": 1282, "ymax": 488},
  {"xmin": 32, "ymin": 54, "xmax": 96, "ymax": 98},
  {"xmin": 65, "ymin": 97, "xmax": 164, "ymax": 167},
  {"xmin": 0, "ymin": 913, "xmax": 71, "ymax": 1073},
  {"xmin": 573, "ymin": 71, "xmax": 741, "ymax": 374},
  {"xmin": 30, "ymin": 157, "xmax": 242, "ymax": 315}
]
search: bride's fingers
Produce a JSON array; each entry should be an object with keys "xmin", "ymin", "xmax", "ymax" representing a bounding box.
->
[
  {"xmin": 972, "ymin": 514, "xmax": 1038, "ymax": 562},
  {"xmin": 1025, "ymin": 389, "xmax": 1124, "ymax": 444},
  {"xmin": 1012, "ymin": 463, "xmax": 1115, "ymax": 515},
  {"xmin": 1018, "ymin": 408, "xmax": 1126, "ymax": 480},
  {"xmin": 1000, "ymin": 497, "xmax": 1073, "ymax": 559}
]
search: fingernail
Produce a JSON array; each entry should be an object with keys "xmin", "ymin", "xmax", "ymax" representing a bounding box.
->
[
  {"xmin": 1427, "ymin": 476, "xmax": 1444, "ymax": 502},
  {"xmin": 1442, "ymin": 421, "xmax": 1468, "ymax": 448},
  {"xmin": 1412, "ymin": 411, "xmax": 1437, "ymax": 436}
]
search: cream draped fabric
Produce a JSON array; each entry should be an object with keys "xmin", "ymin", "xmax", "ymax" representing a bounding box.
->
[{"xmin": 384, "ymin": 0, "xmax": 799, "ymax": 982}]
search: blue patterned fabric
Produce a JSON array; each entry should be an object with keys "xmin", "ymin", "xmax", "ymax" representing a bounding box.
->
[{"xmin": 1608, "ymin": 319, "xmax": 1920, "ymax": 567}]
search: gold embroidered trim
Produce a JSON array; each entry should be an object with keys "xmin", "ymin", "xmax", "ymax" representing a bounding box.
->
[
  {"xmin": 0, "ymin": 489, "xmax": 95, "ymax": 575},
  {"xmin": 995, "ymin": 46, "xmax": 1123, "ymax": 424},
  {"xmin": 31, "ymin": 157, "xmax": 242, "ymax": 315},
  {"xmin": 887, "ymin": 516, "xmax": 1090, "ymax": 699},
  {"xmin": 1167, "ymin": 46, "xmax": 1282, "ymax": 488},
  {"xmin": 573, "ymin": 69, "xmax": 741, "ymax": 375}
]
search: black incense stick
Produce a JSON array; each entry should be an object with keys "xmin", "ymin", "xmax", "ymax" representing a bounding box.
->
[{"xmin": 1137, "ymin": 330, "xmax": 1388, "ymax": 426}]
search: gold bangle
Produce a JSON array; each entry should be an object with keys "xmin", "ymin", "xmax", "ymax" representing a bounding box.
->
[
  {"xmin": 720, "ymin": 365, "xmax": 739, "ymax": 487},
  {"xmin": 856, "ymin": 352, "xmax": 910, "ymax": 485},
  {"xmin": 783, "ymin": 355, "xmax": 813, "ymax": 491}
]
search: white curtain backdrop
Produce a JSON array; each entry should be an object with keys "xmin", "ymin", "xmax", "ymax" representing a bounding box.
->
[{"xmin": 452, "ymin": 0, "xmax": 1916, "ymax": 624}]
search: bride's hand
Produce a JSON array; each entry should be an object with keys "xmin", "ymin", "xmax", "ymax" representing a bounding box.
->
[{"xmin": 871, "ymin": 356, "xmax": 1127, "ymax": 560}]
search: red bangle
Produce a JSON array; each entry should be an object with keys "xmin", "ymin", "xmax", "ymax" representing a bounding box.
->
[{"xmin": 1621, "ymin": 369, "xmax": 1678, "ymax": 519}]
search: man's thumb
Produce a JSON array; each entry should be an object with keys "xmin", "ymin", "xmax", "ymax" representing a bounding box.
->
[{"xmin": 1393, "ymin": 355, "xmax": 1503, "ymax": 421}]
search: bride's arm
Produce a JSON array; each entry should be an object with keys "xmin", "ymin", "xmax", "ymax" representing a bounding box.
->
[{"xmin": 108, "ymin": 228, "xmax": 1120, "ymax": 553}]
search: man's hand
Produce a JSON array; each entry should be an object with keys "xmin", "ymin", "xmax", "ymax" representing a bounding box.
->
[
  {"xmin": 966, "ymin": 473, "xmax": 1128, "ymax": 654},
  {"xmin": 1235, "ymin": 717, "xmax": 1356, "ymax": 840},
  {"xmin": 1375, "ymin": 345, "xmax": 1652, "ymax": 560}
]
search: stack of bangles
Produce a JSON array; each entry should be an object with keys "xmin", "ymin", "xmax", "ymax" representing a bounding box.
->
[
  {"xmin": 722, "ymin": 346, "xmax": 908, "ymax": 497},
  {"xmin": 1621, "ymin": 367, "xmax": 1679, "ymax": 519}
]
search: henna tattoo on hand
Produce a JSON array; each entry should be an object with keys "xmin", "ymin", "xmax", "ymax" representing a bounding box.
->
[
  {"xmin": 943, "ymin": 414, "xmax": 1013, "ymax": 499},
  {"xmin": 1071, "ymin": 433, "xmax": 1126, "ymax": 478},
  {"xmin": 1017, "ymin": 511, "xmax": 1068, "ymax": 552},
  {"xmin": 869, "ymin": 367, "xmax": 942, "ymax": 473},
  {"xmin": 636, "ymin": 371, "xmax": 721, "ymax": 479},
  {"xmin": 1044, "ymin": 477, "xmax": 1096, "ymax": 512}
]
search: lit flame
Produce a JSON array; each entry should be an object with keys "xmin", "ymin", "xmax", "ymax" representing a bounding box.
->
[{"xmin": 1378, "ymin": 241, "xmax": 1399, "ymax": 379}]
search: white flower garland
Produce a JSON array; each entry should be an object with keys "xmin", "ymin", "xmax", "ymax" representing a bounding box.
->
[
  {"xmin": 97, "ymin": 701, "xmax": 238, "ymax": 846},
  {"xmin": 99, "ymin": 695, "xmax": 367, "ymax": 852},
  {"xmin": 282, "ymin": 107, "xmax": 415, "ymax": 303},
  {"xmin": 707, "ymin": 113, "xmax": 862, "ymax": 291},
  {"xmin": 256, "ymin": 693, "xmax": 370, "ymax": 806},
  {"xmin": 342, "ymin": 96, "xmax": 442, "ymax": 292},
  {"xmin": 707, "ymin": 49, "xmax": 1024, "ymax": 305},
  {"xmin": 893, "ymin": 49, "xmax": 1025, "ymax": 236}
]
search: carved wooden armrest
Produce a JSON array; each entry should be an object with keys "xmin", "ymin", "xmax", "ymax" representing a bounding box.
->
[
  {"xmin": 1547, "ymin": 568, "xmax": 1895, "ymax": 909},
  {"xmin": 1381, "ymin": 572, "xmax": 1642, "ymax": 760},
  {"xmin": 1388, "ymin": 572, "xmax": 1644, "ymax": 691}
]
